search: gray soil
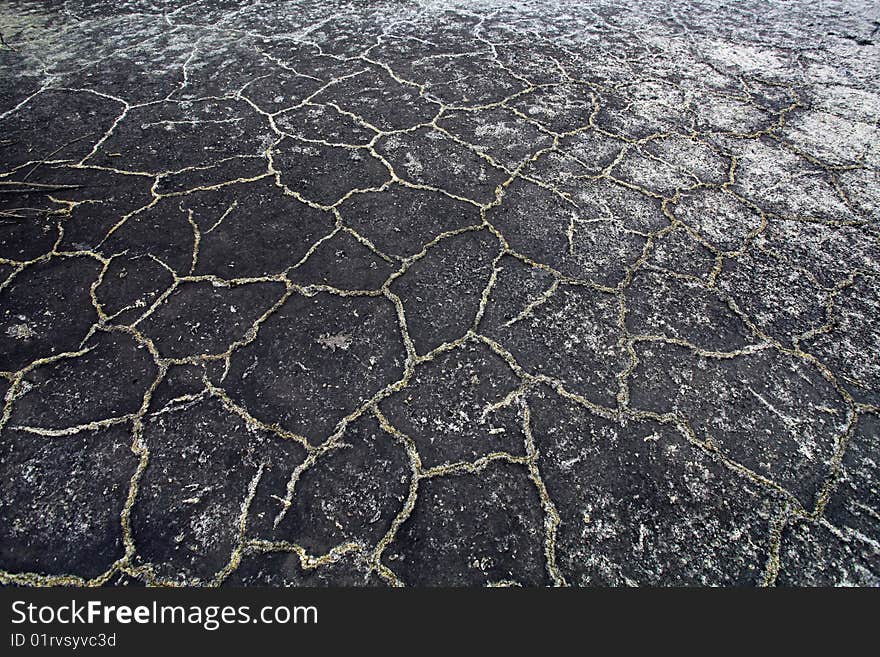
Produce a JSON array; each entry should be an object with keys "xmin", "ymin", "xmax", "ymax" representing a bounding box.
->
[{"xmin": 0, "ymin": 0, "xmax": 878, "ymax": 586}]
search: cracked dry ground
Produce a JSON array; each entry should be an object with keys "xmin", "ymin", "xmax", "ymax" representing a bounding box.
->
[{"xmin": 0, "ymin": 0, "xmax": 878, "ymax": 588}]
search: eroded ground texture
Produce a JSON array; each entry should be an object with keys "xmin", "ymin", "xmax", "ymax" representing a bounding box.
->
[{"xmin": 0, "ymin": 0, "xmax": 878, "ymax": 587}]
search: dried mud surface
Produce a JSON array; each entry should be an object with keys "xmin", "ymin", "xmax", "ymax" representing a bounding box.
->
[{"xmin": 0, "ymin": 0, "xmax": 878, "ymax": 587}]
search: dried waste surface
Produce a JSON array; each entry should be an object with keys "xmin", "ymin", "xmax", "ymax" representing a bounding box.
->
[{"xmin": 0, "ymin": 0, "xmax": 878, "ymax": 586}]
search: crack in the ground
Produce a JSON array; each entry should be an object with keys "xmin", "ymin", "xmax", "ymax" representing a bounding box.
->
[{"xmin": 0, "ymin": 0, "xmax": 878, "ymax": 587}]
